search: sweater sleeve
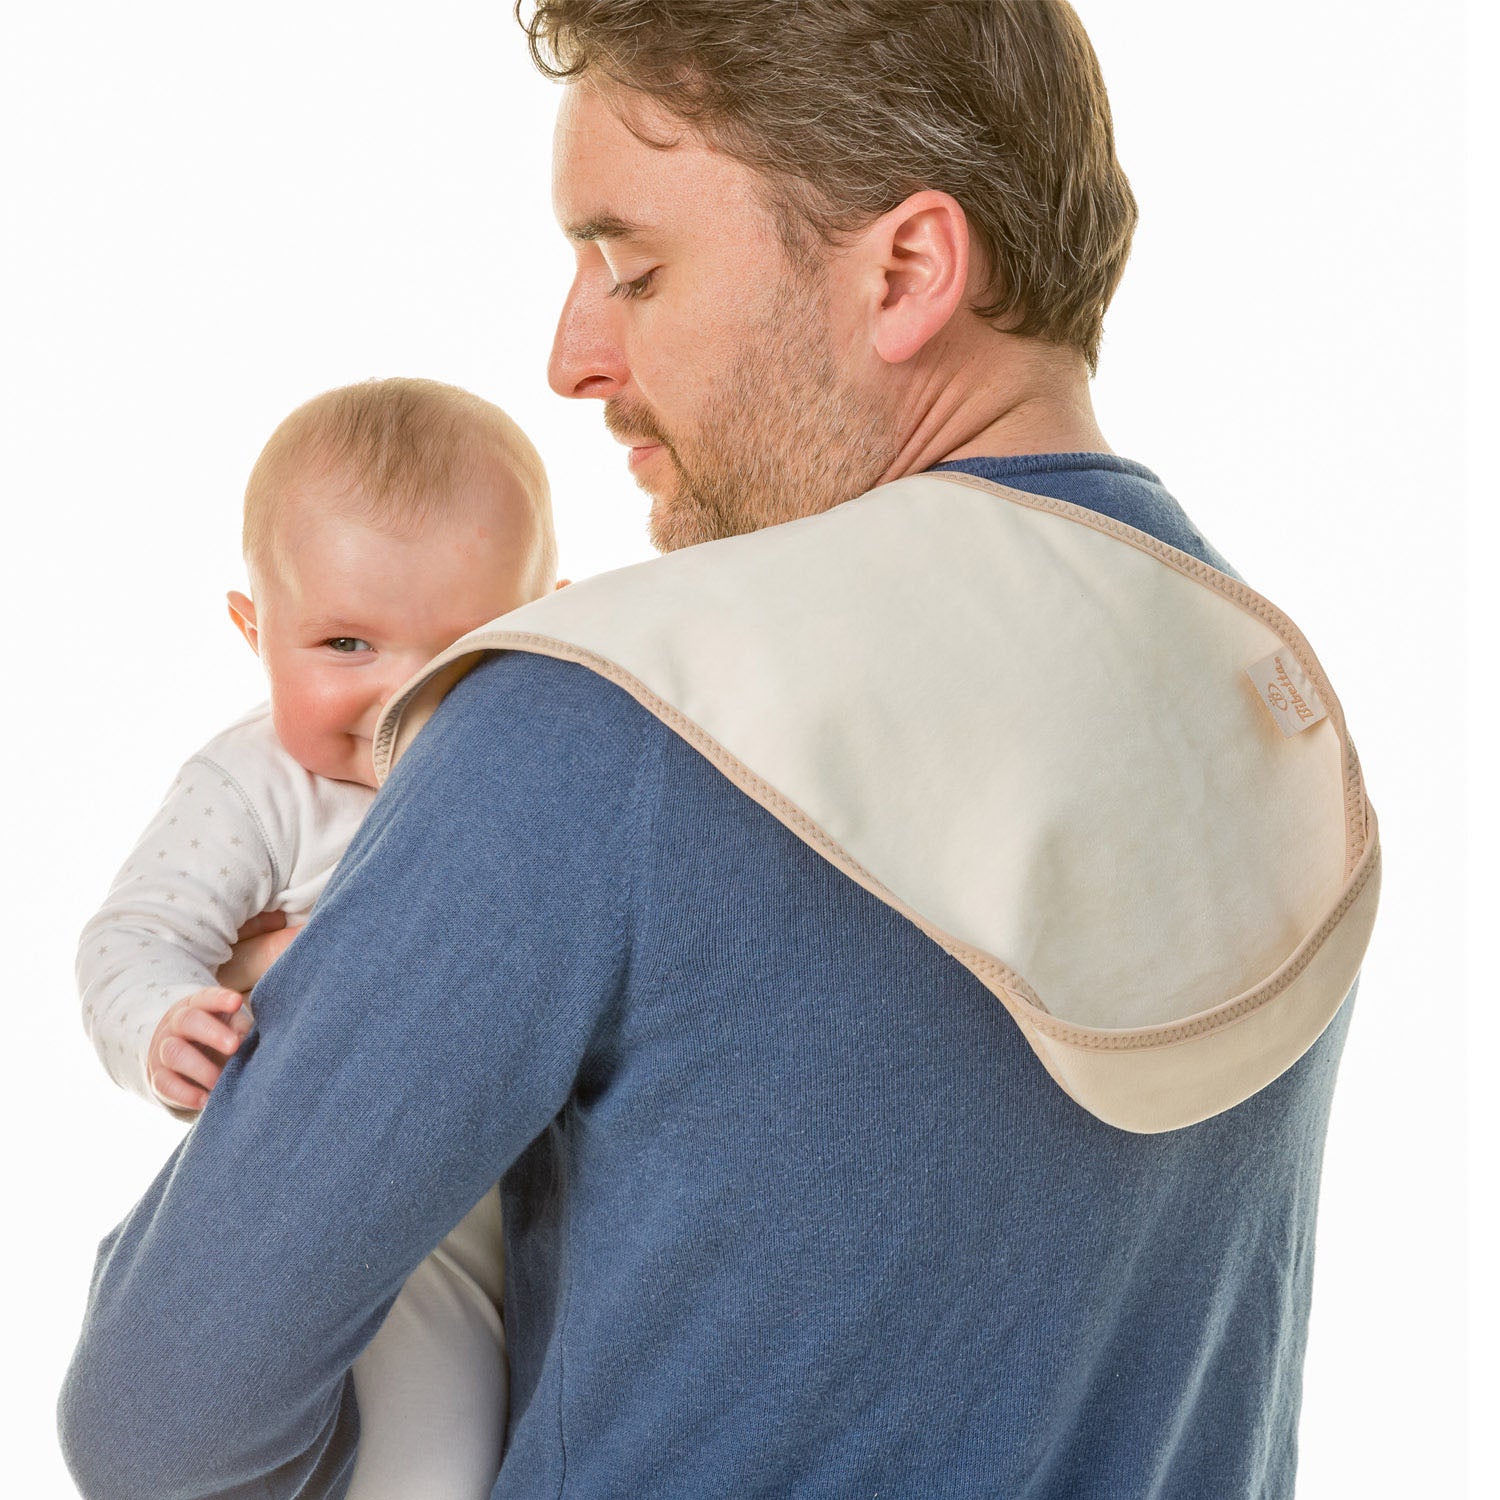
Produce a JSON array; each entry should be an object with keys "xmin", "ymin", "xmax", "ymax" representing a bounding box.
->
[
  {"xmin": 76, "ymin": 750, "xmax": 282, "ymax": 1109},
  {"xmin": 58, "ymin": 655, "xmax": 663, "ymax": 1500}
]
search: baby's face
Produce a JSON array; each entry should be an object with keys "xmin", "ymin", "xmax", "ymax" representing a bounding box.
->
[{"xmin": 236, "ymin": 478, "xmax": 549, "ymax": 788}]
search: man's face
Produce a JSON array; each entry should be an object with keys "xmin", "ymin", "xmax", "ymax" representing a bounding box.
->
[{"xmin": 548, "ymin": 83, "xmax": 899, "ymax": 551}]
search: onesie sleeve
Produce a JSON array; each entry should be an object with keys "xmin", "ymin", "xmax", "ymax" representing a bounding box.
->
[{"xmin": 76, "ymin": 751, "xmax": 281, "ymax": 1109}]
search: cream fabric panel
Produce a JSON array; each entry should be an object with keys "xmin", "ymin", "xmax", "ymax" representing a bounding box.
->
[
  {"xmin": 385, "ymin": 476, "xmax": 1348, "ymax": 1033},
  {"xmin": 1024, "ymin": 851, "xmax": 1380, "ymax": 1132}
]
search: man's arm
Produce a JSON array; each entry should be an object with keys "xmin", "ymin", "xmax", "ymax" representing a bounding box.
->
[{"xmin": 59, "ymin": 656, "xmax": 661, "ymax": 1500}]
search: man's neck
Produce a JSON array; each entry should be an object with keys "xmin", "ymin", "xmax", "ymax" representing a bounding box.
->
[{"xmin": 875, "ymin": 336, "xmax": 1111, "ymax": 481}]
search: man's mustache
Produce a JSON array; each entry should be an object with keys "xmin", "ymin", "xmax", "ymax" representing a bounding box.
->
[{"xmin": 604, "ymin": 399, "xmax": 673, "ymax": 452}]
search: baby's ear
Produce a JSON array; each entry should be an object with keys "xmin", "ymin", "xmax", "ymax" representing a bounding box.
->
[
  {"xmin": 554, "ymin": 578, "xmax": 572, "ymax": 591},
  {"xmin": 227, "ymin": 591, "xmax": 260, "ymax": 655}
]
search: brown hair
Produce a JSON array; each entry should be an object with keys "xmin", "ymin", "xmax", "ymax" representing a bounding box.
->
[
  {"xmin": 519, "ymin": 0, "xmax": 1137, "ymax": 373},
  {"xmin": 243, "ymin": 377, "xmax": 555, "ymax": 581}
]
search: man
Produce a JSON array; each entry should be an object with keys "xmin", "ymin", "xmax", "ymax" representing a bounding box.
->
[{"xmin": 60, "ymin": 4, "xmax": 1378, "ymax": 1497}]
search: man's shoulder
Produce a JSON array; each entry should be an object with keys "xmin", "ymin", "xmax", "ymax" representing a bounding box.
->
[
  {"xmin": 390, "ymin": 649, "xmax": 720, "ymax": 828},
  {"xmin": 437, "ymin": 649, "xmax": 673, "ymax": 749}
]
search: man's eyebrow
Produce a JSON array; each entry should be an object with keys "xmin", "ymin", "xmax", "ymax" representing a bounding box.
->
[{"xmin": 565, "ymin": 213, "xmax": 646, "ymax": 244}]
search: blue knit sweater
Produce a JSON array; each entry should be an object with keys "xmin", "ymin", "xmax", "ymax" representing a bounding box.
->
[{"xmin": 60, "ymin": 455, "xmax": 1352, "ymax": 1499}]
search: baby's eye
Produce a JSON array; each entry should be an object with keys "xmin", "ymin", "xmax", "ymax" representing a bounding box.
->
[{"xmin": 324, "ymin": 637, "xmax": 373, "ymax": 654}]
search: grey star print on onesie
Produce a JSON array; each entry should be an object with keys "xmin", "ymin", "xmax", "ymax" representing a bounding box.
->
[{"xmin": 76, "ymin": 704, "xmax": 373, "ymax": 1107}]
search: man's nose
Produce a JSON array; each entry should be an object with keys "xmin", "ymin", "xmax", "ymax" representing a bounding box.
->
[{"xmin": 548, "ymin": 278, "xmax": 627, "ymax": 400}]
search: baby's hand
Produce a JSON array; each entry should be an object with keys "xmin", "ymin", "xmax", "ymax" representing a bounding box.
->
[
  {"xmin": 216, "ymin": 913, "xmax": 300, "ymax": 994},
  {"xmin": 147, "ymin": 987, "xmax": 254, "ymax": 1114}
]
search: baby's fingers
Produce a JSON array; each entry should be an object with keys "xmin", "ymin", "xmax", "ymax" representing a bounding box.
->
[
  {"xmin": 158, "ymin": 1036, "xmax": 225, "ymax": 1096},
  {"xmin": 153, "ymin": 1071, "xmax": 210, "ymax": 1114},
  {"xmin": 192, "ymin": 985, "xmax": 245, "ymax": 1017},
  {"xmin": 175, "ymin": 1004, "xmax": 244, "ymax": 1058}
]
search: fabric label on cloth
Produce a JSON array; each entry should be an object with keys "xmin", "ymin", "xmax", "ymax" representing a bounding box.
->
[{"xmin": 1245, "ymin": 648, "xmax": 1329, "ymax": 737}]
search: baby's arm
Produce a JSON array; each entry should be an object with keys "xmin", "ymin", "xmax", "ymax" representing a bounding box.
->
[{"xmin": 77, "ymin": 753, "xmax": 281, "ymax": 1114}]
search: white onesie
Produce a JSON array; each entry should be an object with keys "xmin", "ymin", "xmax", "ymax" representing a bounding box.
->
[{"xmin": 77, "ymin": 703, "xmax": 508, "ymax": 1500}]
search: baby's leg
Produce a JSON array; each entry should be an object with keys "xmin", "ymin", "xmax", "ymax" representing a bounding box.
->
[{"xmin": 347, "ymin": 1185, "xmax": 507, "ymax": 1500}]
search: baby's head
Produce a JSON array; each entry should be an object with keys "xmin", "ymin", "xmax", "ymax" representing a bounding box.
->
[{"xmin": 228, "ymin": 377, "xmax": 557, "ymax": 789}]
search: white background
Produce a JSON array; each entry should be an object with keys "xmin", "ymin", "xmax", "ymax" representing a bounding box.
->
[{"xmin": 0, "ymin": 2, "xmax": 1486, "ymax": 1495}]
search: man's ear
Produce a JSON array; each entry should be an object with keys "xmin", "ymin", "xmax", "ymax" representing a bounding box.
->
[
  {"xmin": 227, "ymin": 591, "xmax": 260, "ymax": 656},
  {"xmin": 861, "ymin": 190, "xmax": 971, "ymax": 366}
]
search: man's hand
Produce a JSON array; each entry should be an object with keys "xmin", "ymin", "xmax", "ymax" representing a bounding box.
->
[
  {"xmin": 147, "ymin": 987, "xmax": 254, "ymax": 1113},
  {"xmin": 217, "ymin": 912, "xmax": 300, "ymax": 994}
]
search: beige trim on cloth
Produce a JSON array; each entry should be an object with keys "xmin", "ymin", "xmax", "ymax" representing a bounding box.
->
[{"xmin": 374, "ymin": 473, "xmax": 1379, "ymax": 1134}]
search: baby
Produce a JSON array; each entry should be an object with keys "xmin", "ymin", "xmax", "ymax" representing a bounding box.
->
[{"xmin": 76, "ymin": 377, "xmax": 558, "ymax": 1500}]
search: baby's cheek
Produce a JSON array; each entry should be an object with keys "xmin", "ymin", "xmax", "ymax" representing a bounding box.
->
[{"xmin": 270, "ymin": 678, "xmax": 360, "ymax": 778}]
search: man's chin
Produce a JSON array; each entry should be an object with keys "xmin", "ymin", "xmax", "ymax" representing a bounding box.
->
[
  {"xmin": 638, "ymin": 465, "xmax": 700, "ymax": 553},
  {"xmin": 639, "ymin": 458, "xmax": 745, "ymax": 552},
  {"xmin": 647, "ymin": 490, "xmax": 716, "ymax": 554},
  {"xmin": 647, "ymin": 496, "xmax": 688, "ymax": 553}
]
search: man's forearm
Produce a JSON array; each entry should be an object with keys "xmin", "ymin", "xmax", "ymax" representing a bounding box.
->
[
  {"xmin": 58, "ymin": 657, "xmax": 651, "ymax": 1498},
  {"xmin": 61, "ymin": 1168, "xmax": 361, "ymax": 1499},
  {"xmin": 58, "ymin": 1045, "xmax": 376, "ymax": 1500}
]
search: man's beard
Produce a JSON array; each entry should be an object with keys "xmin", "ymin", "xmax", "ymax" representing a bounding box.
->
[{"xmin": 607, "ymin": 275, "xmax": 899, "ymax": 553}]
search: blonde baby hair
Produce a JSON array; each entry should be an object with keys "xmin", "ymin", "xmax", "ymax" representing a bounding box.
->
[{"xmin": 243, "ymin": 377, "xmax": 556, "ymax": 588}]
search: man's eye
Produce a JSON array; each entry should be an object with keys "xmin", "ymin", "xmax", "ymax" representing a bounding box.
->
[
  {"xmin": 324, "ymin": 637, "xmax": 373, "ymax": 654},
  {"xmin": 608, "ymin": 268, "xmax": 658, "ymax": 301}
]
